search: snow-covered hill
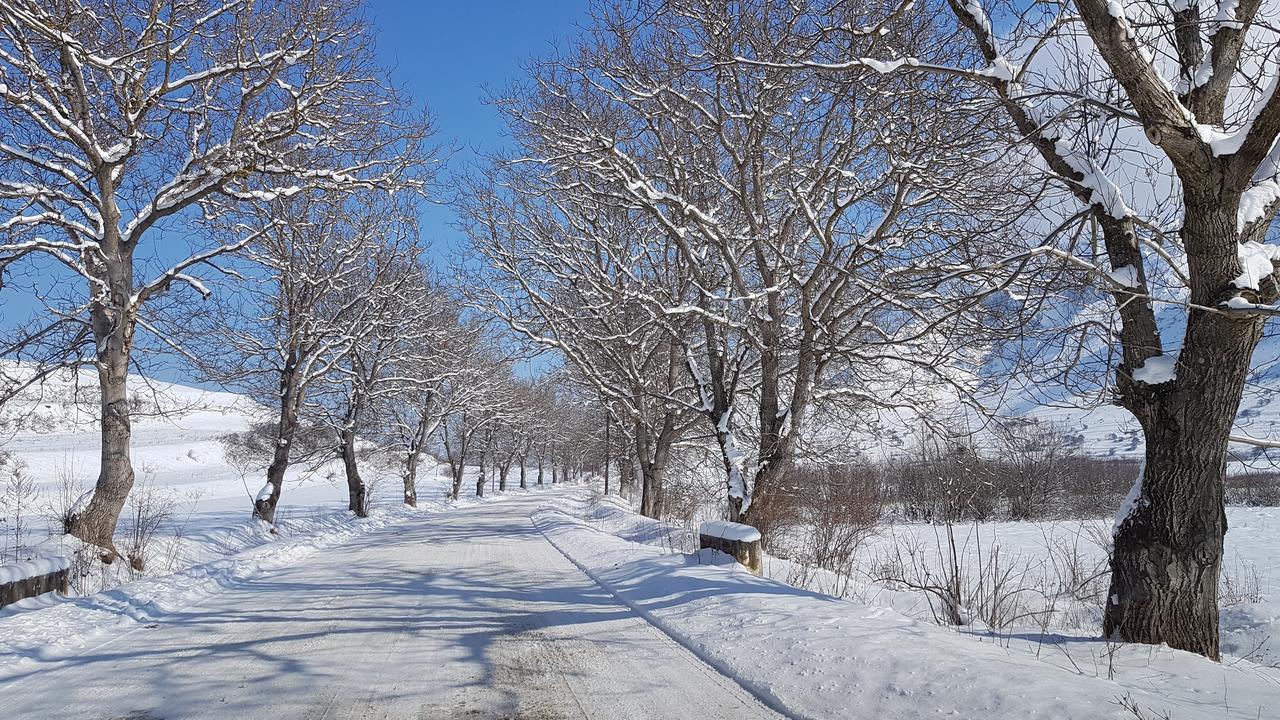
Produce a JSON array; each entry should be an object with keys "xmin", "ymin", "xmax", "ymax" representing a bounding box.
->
[
  {"xmin": 0, "ymin": 363, "xmax": 463, "ymax": 603},
  {"xmin": 1, "ymin": 362, "xmax": 260, "ymax": 503}
]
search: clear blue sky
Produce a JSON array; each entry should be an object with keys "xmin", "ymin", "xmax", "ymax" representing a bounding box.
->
[
  {"xmin": 368, "ymin": 0, "xmax": 592, "ymax": 256},
  {"xmin": 0, "ymin": 1, "xmax": 590, "ymax": 383}
]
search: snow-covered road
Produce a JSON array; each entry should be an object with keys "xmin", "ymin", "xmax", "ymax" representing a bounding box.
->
[{"xmin": 0, "ymin": 492, "xmax": 784, "ymax": 719}]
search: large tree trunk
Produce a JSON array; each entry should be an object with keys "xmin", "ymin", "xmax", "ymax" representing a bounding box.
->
[
  {"xmin": 742, "ymin": 339, "xmax": 813, "ymax": 539},
  {"xmin": 519, "ymin": 456, "xmax": 527, "ymax": 489},
  {"xmin": 255, "ymin": 357, "xmax": 302, "ymax": 524},
  {"xmin": 1105, "ymin": 209, "xmax": 1266, "ymax": 660},
  {"xmin": 499, "ymin": 459, "xmax": 510, "ymax": 492},
  {"xmin": 537, "ymin": 456, "xmax": 544, "ymax": 485},
  {"xmin": 636, "ymin": 424, "xmax": 673, "ymax": 519},
  {"xmin": 475, "ymin": 442, "xmax": 487, "ymax": 497},
  {"xmin": 69, "ymin": 254, "xmax": 136, "ymax": 556},
  {"xmin": 638, "ymin": 459, "xmax": 665, "ymax": 519}
]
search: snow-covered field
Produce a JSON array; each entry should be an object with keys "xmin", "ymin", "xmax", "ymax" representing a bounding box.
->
[{"xmin": 551, "ymin": 491, "xmax": 1280, "ymax": 719}]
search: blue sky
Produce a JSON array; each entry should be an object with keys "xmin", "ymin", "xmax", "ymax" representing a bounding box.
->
[
  {"xmin": 368, "ymin": 0, "xmax": 592, "ymax": 257},
  {"xmin": 0, "ymin": 1, "xmax": 589, "ymax": 383}
]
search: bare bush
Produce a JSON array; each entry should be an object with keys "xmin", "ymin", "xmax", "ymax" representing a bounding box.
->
[
  {"xmin": 1226, "ymin": 472, "xmax": 1280, "ymax": 507},
  {"xmin": 44, "ymin": 460, "xmax": 89, "ymax": 536},
  {"xmin": 768, "ymin": 465, "xmax": 884, "ymax": 588},
  {"xmin": 889, "ymin": 447, "xmax": 998, "ymax": 524},
  {"xmin": 886, "ymin": 441, "xmax": 1142, "ymax": 523},
  {"xmin": 1220, "ymin": 557, "xmax": 1265, "ymax": 607},
  {"xmin": 0, "ymin": 452, "xmax": 37, "ymax": 562},
  {"xmin": 119, "ymin": 470, "xmax": 179, "ymax": 573},
  {"xmin": 875, "ymin": 522, "xmax": 1049, "ymax": 630}
]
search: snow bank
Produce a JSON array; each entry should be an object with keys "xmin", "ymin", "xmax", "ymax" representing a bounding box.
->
[
  {"xmin": 537, "ymin": 493, "xmax": 1278, "ymax": 720},
  {"xmin": 0, "ymin": 556, "xmax": 68, "ymax": 585}
]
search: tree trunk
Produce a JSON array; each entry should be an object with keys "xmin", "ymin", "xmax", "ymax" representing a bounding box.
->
[
  {"xmin": 340, "ymin": 392, "xmax": 368, "ymax": 518},
  {"xmin": 402, "ymin": 412, "xmax": 433, "ymax": 508},
  {"xmin": 402, "ymin": 450, "xmax": 420, "ymax": 508},
  {"xmin": 342, "ymin": 425, "xmax": 368, "ymax": 517},
  {"xmin": 635, "ymin": 420, "xmax": 675, "ymax": 519},
  {"xmin": 476, "ymin": 443, "xmax": 487, "ymax": 497},
  {"xmin": 551, "ymin": 464, "xmax": 558, "ymax": 484},
  {"xmin": 450, "ymin": 464, "xmax": 465, "ymax": 500},
  {"xmin": 499, "ymin": 460, "xmax": 510, "ymax": 492},
  {"xmin": 255, "ymin": 359, "xmax": 302, "ymax": 524},
  {"xmin": 537, "ymin": 457, "xmax": 544, "ymax": 485},
  {"xmin": 1105, "ymin": 208, "xmax": 1265, "ymax": 660},
  {"xmin": 519, "ymin": 457, "xmax": 527, "ymax": 489},
  {"xmin": 68, "ymin": 255, "xmax": 136, "ymax": 555},
  {"xmin": 639, "ymin": 460, "xmax": 664, "ymax": 519}
]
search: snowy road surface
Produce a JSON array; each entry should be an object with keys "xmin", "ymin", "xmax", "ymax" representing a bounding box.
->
[{"xmin": 0, "ymin": 493, "xmax": 785, "ymax": 719}]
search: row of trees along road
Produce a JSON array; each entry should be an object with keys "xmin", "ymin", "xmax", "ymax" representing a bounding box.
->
[
  {"xmin": 0, "ymin": 1, "xmax": 594, "ymax": 564},
  {"xmin": 461, "ymin": 0, "xmax": 1280, "ymax": 661},
  {"xmin": 3, "ymin": 0, "xmax": 1280, "ymax": 662}
]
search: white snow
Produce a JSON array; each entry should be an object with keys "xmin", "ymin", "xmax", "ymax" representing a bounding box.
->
[
  {"xmin": 1105, "ymin": 264, "xmax": 1139, "ymax": 288},
  {"xmin": 1131, "ymin": 354, "xmax": 1177, "ymax": 384},
  {"xmin": 535, "ymin": 492, "xmax": 1280, "ymax": 720},
  {"xmin": 1240, "ymin": 179, "xmax": 1280, "ymax": 232},
  {"xmin": 1054, "ymin": 141, "xmax": 1134, "ymax": 219},
  {"xmin": 698, "ymin": 520, "xmax": 761, "ymax": 543},
  {"xmin": 1113, "ymin": 459, "xmax": 1146, "ymax": 536},
  {"xmin": 1232, "ymin": 240, "xmax": 1280, "ymax": 289},
  {"xmin": 2, "ymin": 366, "xmax": 1279, "ymax": 719},
  {"xmin": 0, "ymin": 556, "xmax": 69, "ymax": 585},
  {"xmin": 254, "ymin": 482, "xmax": 274, "ymax": 503}
]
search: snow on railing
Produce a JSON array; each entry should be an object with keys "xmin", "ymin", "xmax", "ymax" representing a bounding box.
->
[{"xmin": 0, "ymin": 556, "xmax": 70, "ymax": 609}]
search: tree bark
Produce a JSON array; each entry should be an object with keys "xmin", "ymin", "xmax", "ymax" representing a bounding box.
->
[
  {"xmin": 450, "ymin": 464, "xmax": 465, "ymax": 500},
  {"xmin": 635, "ymin": 422, "xmax": 673, "ymax": 519},
  {"xmin": 519, "ymin": 456, "xmax": 527, "ymax": 489},
  {"xmin": 402, "ymin": 450, "xmax": 420, "ymax": 508},
  {"xmin": 1105, "ymin": 208, "xmax": 1265, "ymax": 660},
  {"xmin": 255, "ymin": 356, "xmax": 303, "ymax": 524},
  {"xmin": 402, "ymin": 411, "xmax": 434, "ymax": 508},
  {"xmin": 340, "ymin": 392, "xmax": 368, "ymax": 518},
  {"xmin": 68, "ymin": 243, "xmax": 136, "ymax": 554},
  {"xmin": 475, "ymin": 440, "xmax": 487, "ymax": 497},
  {"xmin": 537, "ymin": 456, "xmax": 544, "ymax": 485}
]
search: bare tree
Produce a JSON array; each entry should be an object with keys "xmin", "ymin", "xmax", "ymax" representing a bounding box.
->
[
  {"xmin": 762, "ymin": 0, "xmax": 1280, "ymax": 658},
  {"xmin": 379, "ymin": 287, "xmax": 464, "ymax": 507},
  {"xmin": 311, "ymin": 241, "xmax": 430, "ymax": 518},
  {"xmin": 460, "ymin": 176, "xmax": 699, "ymax": 517},
  {"xmin": 472, "ymin": 0, "xmax": 1019, "ymax": 526},
  {"xmin": 0, "ymin": 0, "xmax": 430, "ymax": 551}
]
